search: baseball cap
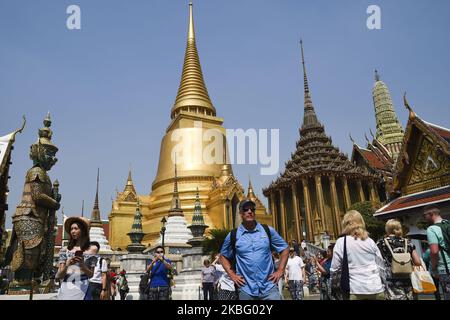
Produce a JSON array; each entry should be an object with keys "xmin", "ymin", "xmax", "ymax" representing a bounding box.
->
[{"xmin": 239, "ymin": 199, "xmax": 256, "ymax": 212}]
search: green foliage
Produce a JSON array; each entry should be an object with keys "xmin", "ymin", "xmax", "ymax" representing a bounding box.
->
[
  {"xmin": 348, "ymin": 201, "xmax": 385, "ymax": 242},
  {"xmin": 202, "ymin": 228, "xmax": 231, "ymax": 260}
]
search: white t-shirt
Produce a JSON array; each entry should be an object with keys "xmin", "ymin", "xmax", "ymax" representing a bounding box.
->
[
  {"xmin": 214, "ymin": 264, "xmax": 235, "ymax": 292},
  {"xmin": 330, "ymin": 235, "xmax": 384, "ymax": 295},
  {"xmin": 89, "ymin": 257, "xmax": 108, "ymax": 284},
  {"xmin": 286, "ymin": 256, "xmax": 305, "ymax": 281}
]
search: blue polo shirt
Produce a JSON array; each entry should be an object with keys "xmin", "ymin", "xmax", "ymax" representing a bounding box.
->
[{"xmin": 221, "ymin": 223, "xmax": 288, "ymax": 297}]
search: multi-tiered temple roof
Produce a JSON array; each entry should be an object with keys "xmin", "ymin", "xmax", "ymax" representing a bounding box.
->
[{"xmin": 264, "ymin": 41, "xmax": 379, "ymax": 194}]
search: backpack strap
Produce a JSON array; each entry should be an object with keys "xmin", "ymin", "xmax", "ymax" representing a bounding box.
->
[
  {"xmin": 435, "ymin": 222, "xmax": 450, "ymax": 275},
  {"xmin": 383, "ymin": 238, "xmax": 396, "ymax": 257},
  {"xmin": 230, "ymin": 228, "xmax": 237, "ymax": 271},
  {"xmin": 340, "ymin": 236, "xmax": 350, "ymax": 300},
  {"xmin": 262, "ymin": 224, "xmax": 272, "ymax": 250}
]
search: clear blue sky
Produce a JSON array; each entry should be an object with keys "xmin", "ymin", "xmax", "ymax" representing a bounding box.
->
[{"xmin": 1, "ymin": 0, "xmax": 449, "ymax": 228}]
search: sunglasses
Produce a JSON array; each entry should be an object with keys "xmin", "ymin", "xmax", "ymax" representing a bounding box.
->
[
  {"xmin": 242, "ymin": 207, "xmax": 255, "ymax": 213},
  {"xmin": 156, "ymin": 251, "xmax": 164, "ymax": 254}
]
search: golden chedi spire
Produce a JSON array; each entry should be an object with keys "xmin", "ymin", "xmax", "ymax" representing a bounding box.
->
[
  {"xmin": 171, "ymin": 2, "xmax": 216, "ymax": 119},
  {"xmin": 125, "ymin": 168, "xmax": 137, "ymax": 194}
]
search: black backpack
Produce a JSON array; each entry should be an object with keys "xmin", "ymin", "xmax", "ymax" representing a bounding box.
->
[
  {"xmin": 435, "ymin": 220, "xmax": 450, "ymax": 274},
  {"xmin": 435, "ymin": 220, "xmax": 450, "ymax": 256},
  {"xmin": 229, "ymin": 224, "xmax": 272, "ymax": 271}
]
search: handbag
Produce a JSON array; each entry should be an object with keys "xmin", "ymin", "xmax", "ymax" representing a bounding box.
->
[
  {"xmin": 331, "ymin": 236, "xmax": 350, "ymax": 300},
  {"xmin": 411, "ymin": 265, "xmax": 436, "ymax": 294}
]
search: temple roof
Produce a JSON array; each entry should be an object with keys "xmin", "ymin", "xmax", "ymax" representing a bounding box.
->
[
  {"xmin": 355, "ymin": 146, "xmax": 389, "ymax": 170},
  {"xmin": 425, "ymin": 121, "xmax": 450, "ymax": 146},
  {"xmin": 116, "ymin": 169, "xmax": 137, "ymax": 202},
  {"xmin": 390, "ymin": 95, "xmax": 450, "ymax": 195},
  {"xmin": 350, "ymin": 133, "xmax": 394, "ymax": 174},
  {"xmin": 396, "ymin": 98, "xmax": 450, "ymax": 172},
  {"xmin": 375, "ymin": 185, "xmax": 450, "ymax": 217},
  {"xmin": 263, "ymin": 42, "xmax": 378, "ymax": 194}
]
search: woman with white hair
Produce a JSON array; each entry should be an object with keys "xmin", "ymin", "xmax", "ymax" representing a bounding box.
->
[
  {"xmin": 330, "ymin": 210, "xmax": 385, "ymax": 300},
  {"xmin": 377, "ymin": 219, "xmax": 422, "ymax": 300}
]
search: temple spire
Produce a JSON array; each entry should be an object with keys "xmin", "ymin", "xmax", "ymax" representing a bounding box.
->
[
  {"xmin": 188, "ymin": 1, "xmax": 195, "ymax": 40},
  {"xmin": 126, "ymin": 197, "xmax": 146, "ymax": 252},
  {"xmin": 375, "ymin": 69, "xmax": 380, "ymax": 82},
  {"xmin": 247, "ymin": 176, "xmax": 256, "ymax": 200},
  {"xmin": 300, "ymin": 40, "xmax": 310, "ymax": 94},
  {"xmin": 372, "ymin": 69, "xmax": 404, "ymax": 160},
  {"xmin": 125, "ymin": 168, "xmax": 135, "ymax": 189},
  {"xmin": 300, "ymin": 40, "xmax": 321, "ymax": 130},
  {"xmin": 127, "ymin": 169, "xmax": 132, "ymax": 185},
  {"xmin": 187, "ymin": 187, "xmax": 208, "ymax": 244},
  {"xmin": 191, "ymin": 187, "xmax": 206, "ymax": 226},
  {"xmin": 94, "ymin": 168, "xmax": 100, "ymax": 210},
  {"xmin": 169, "ymin": 156, "xmax": 183, "ymax": 216},
  {"xmin": 90, "ymin": 168, "xmax": 102, "ymax": 227},
  {"xmin": 171, "ymin": 2, "xmax": 216, "ymax": 119}
]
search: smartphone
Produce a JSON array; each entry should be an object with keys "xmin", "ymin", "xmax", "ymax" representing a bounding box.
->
[{"xmin": 75, "ymin": 250, "xmax": 83, "ymax": 257}]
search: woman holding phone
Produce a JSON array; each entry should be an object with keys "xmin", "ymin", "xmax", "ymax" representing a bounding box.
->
[
  {"xmin": 146, "ymin": 246, "xmax": 173, "ymax": 300},
  {"xmin": 56, "ymin": 217, "xmax": 96, "ymax": 300}
]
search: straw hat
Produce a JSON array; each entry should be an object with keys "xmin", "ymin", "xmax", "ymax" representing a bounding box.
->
[{"xmin": 64, "ymin": 216, "xmax": 91, "ymax": 236}]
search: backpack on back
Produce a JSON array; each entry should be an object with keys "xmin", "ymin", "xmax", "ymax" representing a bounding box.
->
[
  {"xmin": 384, "ymin": 238, "xmax": 412, "ymax": 277},
  {"xmin": 435, "ymin": 220, "xmax": 450, "ymax": 256}
]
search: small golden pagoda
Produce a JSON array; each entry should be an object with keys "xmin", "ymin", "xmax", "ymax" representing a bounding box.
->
[
  {"xmin": 109, "ymin": 3, "xmax": 270, "ymax": 250},
  {"xmin": 263, "ymin": 41, "xmax": 384, "ymax": 244}
]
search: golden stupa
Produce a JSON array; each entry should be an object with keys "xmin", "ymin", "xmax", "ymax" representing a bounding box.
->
[{"xmin": 108, "ymin": 3, "xmax": 272, "ymax": 250}]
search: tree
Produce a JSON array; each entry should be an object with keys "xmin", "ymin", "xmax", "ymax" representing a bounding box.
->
[
  {"xmin": 348, "ymin": 201, "xmax": 385, "ymax": 242},
  {"xmin": 202, "ymin": 228, "xmax": 231, "ymax": 260}
]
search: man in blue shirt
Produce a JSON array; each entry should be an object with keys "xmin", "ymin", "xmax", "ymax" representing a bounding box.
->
[{"xmin": 220, "ymin": 199, "xmax": 289, "ymax": 300}]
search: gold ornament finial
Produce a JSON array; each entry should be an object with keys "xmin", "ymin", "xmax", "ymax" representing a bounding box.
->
[
  {"xmin": 375, "ymin": 69, "xmax": 380, "ymax": 82},
  {"xmin": 403, "ymin": 92, "xmax": 416, "ymax": 119},
  {"xmin": 11, "ymin": 115, "xmax": 26, "ymax": 142},
  {"xmin": 188, "ymin": 1, "xmax": 195, "ymax": 40},
  {"xmin": 364, "ymin": 133, "xmax": 370, "ymax": 145},
  {"xmin": 349, "ymin": 133, "xmax": 356, "ymax": 145}
]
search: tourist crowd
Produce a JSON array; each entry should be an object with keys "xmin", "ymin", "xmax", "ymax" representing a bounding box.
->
[
  {"xmin": 6, "ymin": 200, "xmax": 447, "ymax": 301},
  {"xmin": 188, "ymin": 201, "xmax": 450, "ymax": 301}
]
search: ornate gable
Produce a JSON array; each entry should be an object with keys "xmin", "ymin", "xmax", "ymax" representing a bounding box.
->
[
  {"xmin": 394, "ymin": 104, "xmax": 450, "ymax": 195},
  {"xmin": 405, "ymin": 134, "xmax": 450, "ymax": 194}
]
